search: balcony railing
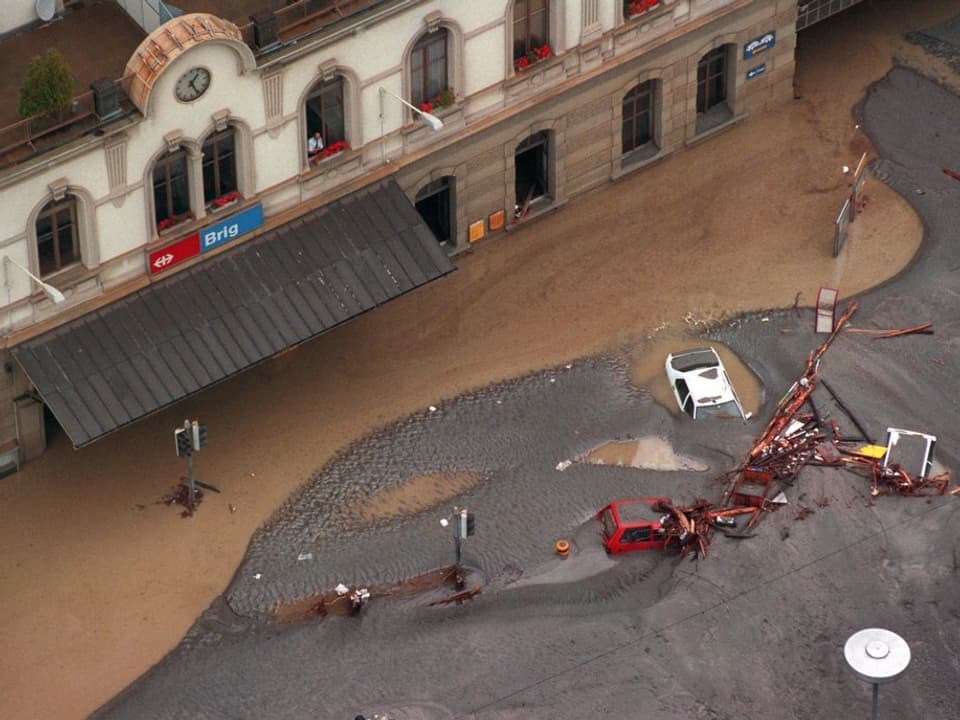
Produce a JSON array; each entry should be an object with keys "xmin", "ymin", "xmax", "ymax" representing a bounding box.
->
[
  {"xmin": 0, "ymin": 77, "xmax": 136, "ymax": 172},
  {"xmin": 235, "ymin": 0, "xmax": 390, "ymax": 52}
]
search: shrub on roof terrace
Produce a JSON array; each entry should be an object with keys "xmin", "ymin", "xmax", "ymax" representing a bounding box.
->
[{"xmin": 18, "ymin": 49, "xmax": 75, "ymax": 120}]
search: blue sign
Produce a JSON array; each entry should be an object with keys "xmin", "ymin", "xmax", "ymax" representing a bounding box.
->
[
  {"xmin": 200, "ymin": 203, "xmax": 264, "ymax": 253},
  {"xmin": 743, "ymin": 31, "xmax": 775, "ymax": 59},
  {"xmin": 746, "ymin": 64, "xmax": 766, "ymax": 80}
]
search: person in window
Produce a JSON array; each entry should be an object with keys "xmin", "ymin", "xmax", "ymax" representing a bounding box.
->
[{"xmin": 308, "ymin": 131, "xmax": 324, "ymax": 159}]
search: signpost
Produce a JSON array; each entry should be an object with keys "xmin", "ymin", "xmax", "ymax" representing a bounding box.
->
[
  {"xmin": 200, "ymin": 203, "xmax": 264, "ymax": 253},
  {"xmin": 743, "ymin": 31, "xmax": 775, "ymax": 59},
  {"xmin": 148, "ymin": 203, "xmax": 264, "ymax": 276},
  {"xmin": 149, "ymin": 233, "xmax": 200, "ymax": 275}
]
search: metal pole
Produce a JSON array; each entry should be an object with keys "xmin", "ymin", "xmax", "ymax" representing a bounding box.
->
[
  {"xmin": 871, "ymin": 683, "xmax": 879, "ymax": 720},
  {"xmin": 184, "ymin": 419, "xmax": 196, "ymax": 510},
  {"xmin": 454, "ymin": 532, "xmax": 462, "ymax": 567}
]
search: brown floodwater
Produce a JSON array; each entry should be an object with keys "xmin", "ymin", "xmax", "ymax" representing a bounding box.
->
[
  {"xmin": 625, "ymin": 333, "xmax": 762, "ymax": 417},
  {"xmin": 580, "ymin": 436, "xmax": 708, "ymax": 471}
]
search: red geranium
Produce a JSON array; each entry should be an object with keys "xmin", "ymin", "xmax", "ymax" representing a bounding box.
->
[
  {"xmin": 318, "ymin": 140, "xmax": 350, "ymax": 160},
  {"xmin": 515, "ymin": 44, "xmax": 552, "ymax": 71},
  {"xmin": 627, "ymin": 0, "xmax": 659, "ymax": 17},
  {"xmin": 213, "ymin": 190, "xmax": 240, "ymax": 208}
]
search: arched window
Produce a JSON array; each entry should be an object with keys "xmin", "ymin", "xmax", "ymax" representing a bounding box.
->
[
  {"xmin": 697, "ymin": 46, "xmax": 728, "ymax": 114},
  {"xmin": 305, "ymin": 76, "xmax": 345, "ymax": 160},
  {"xmin": 513, "ymin": 0, "xmax": 549, "ymax": 62},
  {"xmin": 202, "ymin": 128, "xmax": 238, "ymax": 207},
  {"xmin": 622, "ymin": 81, "xmax": 655, "ymax": 154},
  {"xmin": 410, "ymin": 30, "xmax": 449, "ymax": 108},
  {"xmin": 36, "ymin": 197, "xmax": 79, "ymax": 277},
  {"xmin": 152, "ymin": 149, "xmax": 190, "ymax": 230}
]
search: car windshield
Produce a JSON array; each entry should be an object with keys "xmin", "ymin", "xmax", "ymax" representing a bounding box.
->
[
  {"xmin": 695, "ymin": 399, "xmax": 743, "ymax": 419},
  {"xmin": 669, "ymin": 350, "xmax": 719, "ymax": 373}
]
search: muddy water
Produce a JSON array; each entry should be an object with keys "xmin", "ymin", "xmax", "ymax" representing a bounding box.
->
[
  {"xmin": 334, "ymin": 471, "xmax": 486, "ymax": 526},
  {"xmin": 626, "ymin": 333, "xmax": 762, "ymax": 417},
  {"xmin": 581, "ymin": 436, "xmax": 708, "ymax": 471}
]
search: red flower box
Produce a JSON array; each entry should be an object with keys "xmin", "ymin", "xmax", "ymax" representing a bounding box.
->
[
  {"xmin": 317, "ymin": 140, "xmax": 350, "ymax": 160},
  {"xmin": 627, "ymin": 0, "xmax": 659, "ymax": 18},
  {"xmin": 213, "ymin": 191, "xmax": 240, "ymax": 208},
  {"xmin": 515, "ymin": 44, "xmax": 552, "ymax": 72}
]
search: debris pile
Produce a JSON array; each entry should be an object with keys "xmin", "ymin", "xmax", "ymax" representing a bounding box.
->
[
  {"xmin": 162, "ymin": 481, "xmax": 203, "ymax": 517},
  {"xmin": 718, "ymin": 300, "xmax": 952, "ymax": 536}
]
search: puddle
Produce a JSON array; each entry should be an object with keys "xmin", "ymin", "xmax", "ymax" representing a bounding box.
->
[
  {"xmin": 580, "ymin": 436, "xmax": 707, "ymax": 471},
  {"xmin": 335, "ymin": 471, "xmax": 486, "ymax": 526},
  {"xmin": 626, "ymin": 334, "xmax": 761, "ymax": 417}
]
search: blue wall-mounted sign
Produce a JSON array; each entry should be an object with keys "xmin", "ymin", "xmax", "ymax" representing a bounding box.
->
[
  {"xmin": 743, "ymin": 31, "xmax": 775, "ymax": 59},
  {"xmin": 746, "ymin": 64, "xmax": 767, "ymax": 80},
  {"xmin": 200, "ymin": 203, "xmax": 264, "ymax": 253}
]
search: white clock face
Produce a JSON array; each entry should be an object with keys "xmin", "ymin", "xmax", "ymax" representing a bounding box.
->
[{"xmin": 174, "ymin": 67, "xmax": 211, "ymax": 102}]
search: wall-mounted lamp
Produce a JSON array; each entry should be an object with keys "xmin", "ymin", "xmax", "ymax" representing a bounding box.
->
[
  {"xmin": 378, "ymin": 86, "xmax": 444, "ymax": 162},
  {"xmin": 3, "ymin": 256, "xmax": 66, "ymax": 304}
]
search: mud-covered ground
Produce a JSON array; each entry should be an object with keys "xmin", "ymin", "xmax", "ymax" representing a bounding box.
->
[{"xmin": 92, "ymin": 50, "xmax": 960, "ymax": 720}]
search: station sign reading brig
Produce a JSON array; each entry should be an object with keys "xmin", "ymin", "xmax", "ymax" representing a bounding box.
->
[{"xmin": 148, "ymin": 203, "xmax": 264, "ymax": 275}]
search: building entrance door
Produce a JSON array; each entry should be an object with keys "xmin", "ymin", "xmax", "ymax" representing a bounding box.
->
[
  {"xmin": 415, "ymin": 176, "xmax": 453, "ymax": 248},
  {"xmin": 515, "ymin": 131, "xmax": 549, "ymax": 211}
]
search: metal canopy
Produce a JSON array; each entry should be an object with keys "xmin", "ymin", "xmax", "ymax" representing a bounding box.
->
[{"xmin": 12, "ymin": 179, "xmax": 455, "ymax": 447}]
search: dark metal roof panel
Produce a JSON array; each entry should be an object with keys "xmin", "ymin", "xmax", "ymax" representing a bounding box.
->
[{"xmin": 12, "ymin": 179, "xmax": 455, "ymax": 447}]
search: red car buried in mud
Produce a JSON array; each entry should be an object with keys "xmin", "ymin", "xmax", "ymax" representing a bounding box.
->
[{"xmin": 596, "ymin": 498, "xmax": 670, "ymax": 554}]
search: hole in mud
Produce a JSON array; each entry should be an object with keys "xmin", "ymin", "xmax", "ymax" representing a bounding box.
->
[
  {"xmin": 579, "ymin": 436, "xmax": 707, "ymax": 471},
  {"xmin": 334, "ymin": 471, "xmax": 486, "ymax": 527},
  {"xmin": 627, "ymin": 336, "xmax": 761, "ymax": 417}
]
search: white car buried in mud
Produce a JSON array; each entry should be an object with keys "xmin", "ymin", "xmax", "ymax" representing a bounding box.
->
[{"xmin": 665, "ymin": 347, "xmax": 748, "ymax": 420}]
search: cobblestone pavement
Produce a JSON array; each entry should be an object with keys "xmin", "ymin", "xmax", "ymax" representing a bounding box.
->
[{"xmin": 90, "ymin": 64, "xmax": 960, "ymax": 720}]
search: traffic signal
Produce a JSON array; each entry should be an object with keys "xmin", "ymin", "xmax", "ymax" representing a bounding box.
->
[
  {"xmin": 466, "ymin": 512, "xmax": 476, "ymax": 536},
  {"xmin": 175, "ymin": 428, "xmax": 192, "ymax": 457},
  {"xmin": 192, "ymin": 421, "xmax": 208, "ymax": 451}
]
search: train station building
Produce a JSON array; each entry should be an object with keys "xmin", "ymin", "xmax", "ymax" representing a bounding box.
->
[{"xmin": 0, "ymin": 0, "xmax": 864, "ymax": 468}]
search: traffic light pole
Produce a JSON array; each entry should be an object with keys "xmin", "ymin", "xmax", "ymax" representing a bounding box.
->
[{"xmin": 183, "ymin": 419, "xmax": 196, "ymax": 509}]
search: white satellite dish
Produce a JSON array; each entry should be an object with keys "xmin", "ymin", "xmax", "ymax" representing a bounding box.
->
[{"xmin": 36, "ymin": 0, "xmax": 56, "ymax": 22}]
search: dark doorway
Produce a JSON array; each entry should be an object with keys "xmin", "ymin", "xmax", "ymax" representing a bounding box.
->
[
  {"xmin": 415, "ymin": 176, "xmax": 453, "ymax": 248},
  {"xmin": 515, "ymin": 131, "xmax": 549, "ymax": 210},
  {"xmin": 43, "ymin": 404, "xmax": 62, "ymax": 443}
]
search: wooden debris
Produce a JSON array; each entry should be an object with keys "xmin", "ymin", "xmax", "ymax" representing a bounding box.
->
[
  {"xmin": 428, "ymin": 586, "xmax": 481, "ymax": 606},
  {"xmin": 162, "ymin": 481, "xmax": 203, "ymax": 517}
]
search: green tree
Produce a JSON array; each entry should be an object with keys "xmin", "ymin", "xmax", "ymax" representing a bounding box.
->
[{"xmin": 18, "ymin": 49, "xmax": 75, "ymax": 119}]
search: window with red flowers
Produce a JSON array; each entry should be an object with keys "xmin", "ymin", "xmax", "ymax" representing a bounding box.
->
[
  {"xmin": 411, "ymin": 30, "xmax": 449, "ymax": 108},
  {"xmin": 513, "ymin": 0, "xmax": 549, "ymax": 64}
]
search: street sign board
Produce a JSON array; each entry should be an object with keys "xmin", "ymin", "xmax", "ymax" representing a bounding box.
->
[
  {"xmin": 149, "ymin": 233, "xmax": 200, "ymax": 275},
  {"xmin": 743, "ymin": 31, "xmax": 775, "ymax": 59},
  {"xmin": 200, "ymin": 204, "xmax": 264, "ymax": 253}
]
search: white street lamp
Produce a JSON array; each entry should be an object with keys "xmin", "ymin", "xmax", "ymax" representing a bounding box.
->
[
  {"xmin": 844, "ymin": 628, "xmax": 911, "ymax": 720},
  {"xmin": 3, "ymin": 256, "xmax": 65, "ymax": 304},
  {"xmin": 378, "ymin": 86, "xmax": 444, "ymax": 163}
]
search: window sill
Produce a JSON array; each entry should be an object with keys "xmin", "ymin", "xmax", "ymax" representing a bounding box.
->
[
  {"xmin": 206, "ymin": 198, "xmax": 240, "ymax": 214},
  {"xmin": 156, "ymin": 214, "xmax": 196, "ymax": 237},
  {"xmin": 623, "ymin": 3, "xmax": 669, "ymax": 24},
  {"xmin": 507, "ymin": 55, "xmax": 564, "ymax": 86},
  {"xmin": 302, "ymin": 146, "xmax": 359, "ymax": 177}
]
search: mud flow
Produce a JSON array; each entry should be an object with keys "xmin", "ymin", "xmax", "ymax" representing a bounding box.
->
[{"xmin": 579, "ymin": 436, "xmax": 707, "ymax": 471}]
